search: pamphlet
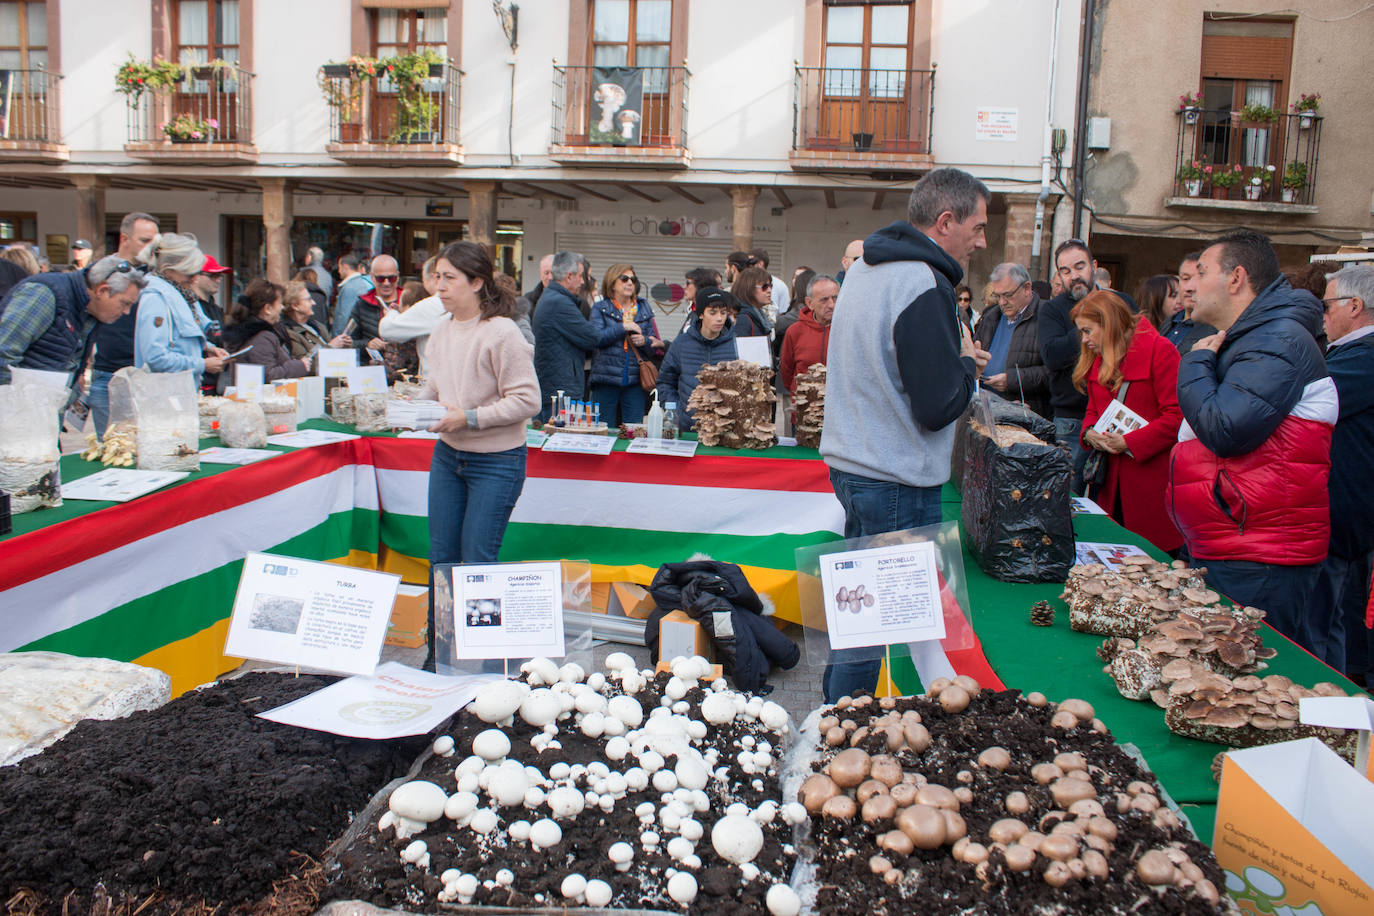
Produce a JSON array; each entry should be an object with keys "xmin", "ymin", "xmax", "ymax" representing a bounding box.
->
[
  {"xmin": 257, "ymin": 661, "xmax": 497, "ymax": 739},
  {"xmin": 626, "ymin": 437, "xmax": 698, "ymax": 458},
  {"xmin": 525, "ymin": 428, "xmax": 549, "ymax": 448},
  {"xmin": 1070, "ymin": 496, "xmax": 1107, "ymax": 515},
  {"xmin": 61, "ymin": 468, "xmax": 189, "ymax": 502},
  {"xmin": 346, "ymin": 365, "xmax": 388, "ymax": 394},
  {"xmin": 224, "ymin": 552, "xmax": 400, "ymax": 676},
  {"xmin": 266, "ymin": 429, "xmax": 360, "ymax": 448},
  {"xmin": 1073, "ymin": 541, "xmax": 1149, "ymax": 568},
  {"xmin": 316, "ymin": 348, "xmax": 358, "ymax": 378},
  {"xmin": 199, "ymin": 446, "xmax": 280, "ymax": 465},
  {"xmin": 818, "ymin": 540, "xmax": 945, "ymax": 650},
  {"xmin": 448, "ymin": 561, "xmax": 566, "ymax": 660},
  {"xmin": 387, "ymin": 398, "xmax": 446, "ymax": 430},
  {"xmin": 1091, "ymin": 398, "xmax": 1148, "ymax": 436},
  {"xmin": 542, "ymin": 432, "xmax": 616, "ymax": 455},
  {"xmin": 735, "ymin": 336, "xmax": 772, "ymax": 368},
  {"xmin": 234, "ymin": 363, "xmax": 265, "ymax": 402}
]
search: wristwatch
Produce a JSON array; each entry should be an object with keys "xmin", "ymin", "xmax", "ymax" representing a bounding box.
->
[{"xmin": 465, "ymin": 408, "xmax": 479, "ymax": 429}]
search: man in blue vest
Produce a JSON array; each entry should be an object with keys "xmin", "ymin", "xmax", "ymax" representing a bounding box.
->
[{"xmin": 0, "ymin": 256, "xmax": 147, "ymax": 385}]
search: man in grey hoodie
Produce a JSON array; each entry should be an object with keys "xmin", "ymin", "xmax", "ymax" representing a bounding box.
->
[{"xmin": 818, "ymin": 167, "xmax": 991, "ymax": 702}]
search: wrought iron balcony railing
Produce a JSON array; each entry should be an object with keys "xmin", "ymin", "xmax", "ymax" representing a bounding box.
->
[
  {"xmin": 0, "ymin": 67, "xmax": 62, "ymax": 145},
  {"xmin": 125, "ymin": 61, "xmax": 254, "ymax": 146},
  {"xmin": 1172, "ymin": 108, "xmax": 1321, "ymax": 207},
  {"xmin": 322, "ymin": 60, "xmax": 461, "ymax": 146},
  {"xmin": 551, "ymin": 65, "xmax": 689, "ymax": 149},
  {"xmin": 793, "ymin": 66, "xmax": 935, "ymax": 155}
]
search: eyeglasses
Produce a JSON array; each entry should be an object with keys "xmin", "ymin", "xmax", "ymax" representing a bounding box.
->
[
  {"xmin": 957, "ymin": 296, "xmax": 972, "ymax": 303},
  {"xmin": 990, "ymin": 282, "xmax": 1027, "ymax": 303},
  {"xmin": 373, "ymin": 274, "xmax": 399, "ymax": 283},
  {"xmin": 618, "ymin": 274, "xmax": 637, "ymax": 284},
  {"xmin": 1322, "ymin": 295, "xmax": 1357, "ymax": 313}
]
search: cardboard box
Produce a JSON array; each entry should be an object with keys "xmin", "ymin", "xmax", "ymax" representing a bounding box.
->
[
  {"xmin": 657, "ymin": 609, "xmax": 711, "ymax": 663},
  {"xmin": 386, "ymin": 584, "xmax": 428, "ymax": 648},
  {"xmin": 1215, "ymin": 738, "xmax": 1374, "ymax": 914},
  {"xmin": 610, "ymin": 582, "xmax": 654, "ymax": 620}
]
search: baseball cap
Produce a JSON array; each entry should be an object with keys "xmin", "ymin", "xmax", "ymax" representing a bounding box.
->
[
  {"xmin": 72, "ymin": 239, "xmax": 91, "ymax": 250},
  {"xmin": 200, "ymin": 254, "xmax": 232, "ymax": 275}
]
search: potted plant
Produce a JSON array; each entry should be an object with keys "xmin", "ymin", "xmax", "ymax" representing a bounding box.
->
[
  {"xmin": 1291, "ymin": 92, "xmax": 1320, "ymax": 129},
  {"xmin": 1178, "ymin": 160, "xmax": 1205, "ymax": 196},
  {"xmin": 382, "ymin": 48, "xmax": 445, "ymax": 143},
  {"xmin": 1210, "ymin": 164, "xmax": 1242, "ymax": 199},
  {"xmin": 1236, "ymin": 102, "xmax": 1279, "ymax": 127},
  {"xmin": 319, "ymin": 55, "xmax": 377, "ymax": 142},
  {"xmin": 115, "ymin": 54, "xmax": 185, "ymax": 101},
  {"xmin": 161, "ymin": 113, "xmax": 218, "ymax": 143},
  {"xmin": 1177, "ymin": 90, "xmax": 1203, "ymax": 124},
  {"xmin": 1281, "ymin": 161, "xmax": 1308, "ymax": 203},
  {"xmin": 188, "ymin": 58, "xmax": 237, "ymax": 84}
]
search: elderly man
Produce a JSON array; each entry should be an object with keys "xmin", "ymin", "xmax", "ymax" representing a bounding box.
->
[
  {"xmin": 780, "ymin": 274, "xmax": 838, "ymax": 394},
  {"xmin": 354, "ymin": 253, "xmax": 402, "ymax": 362},
  {"xmin": 972, "ymin": 263, "xmax": 1051, "ymax": 419},
  {"xmin": 1165, "ymin": 252, "xmax": 1216, "ymax": 354},
  {"xmin": 525, "ymin": 253, "xmax": 555, "ymax": 312},
  {"xmin": 70, "ymin": 239, "xmax": 93, "ymax": 270},
  {"xmin": 87, "ymin": 211, "xmax": 160, "ymax": 436},
  {"xmin": 532, "ymin": 250, "xmax": 603, "ymax": 421},
  {"xmin": 1306, "ymin": 264, "xmax": 1374, "ymax": 677},
  {"xmin": 1168, "ymin": 230, "xmax": 1336, "ymax": 655},
  {"xmin": 0, "ymin": 256, "xmax": 147, "ymax": 385},
  {"xmin": 836, "ymin": 238, "xmax": 864, "ymax": 286},
  {"xmin": 820, "ymin": 167, "xmax": 991, "ymax": 703}
]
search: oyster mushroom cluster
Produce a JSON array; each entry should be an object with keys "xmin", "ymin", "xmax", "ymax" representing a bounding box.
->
[
  {"xmin": 791, "ymin": 363, "xmax": 826, "ymax": 449},
  {"xmin": 969, "ymin": 420, "xmax": 1047, "ymax": 446},
  {"xmin": 1063, "ymin": 558, "xmax": 1227, "ymax": 638},
  {"xmin": 687, "ymin": 360, "xmax": 778, "ymax": 449},
  {"xmin": 1097, "ymin": 606, "xmax": 1275, "ymax": 702},
  {"xmin": 1162, "ymin": 669, "xmax": 1353, "ymax": 752},
  {"xmin": 800, "ymin": 681, "xmax": 1236, "ymax": 914}
]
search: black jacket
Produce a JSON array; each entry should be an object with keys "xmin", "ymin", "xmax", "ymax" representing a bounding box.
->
[
  {"xmin": 1037, "ymin": 288, "xmax": 1137, "ymax": 419},
  {"xmin": 645, "ymin": 560, "xmax": 799, "ymax": 694},
  {"xmin": 1326, "ymin": 333, "xmax": 1374, "ymax": 558},
  {"xmin": 973, "ymin": 297, "xmax": 1051, "ymax": 420}
]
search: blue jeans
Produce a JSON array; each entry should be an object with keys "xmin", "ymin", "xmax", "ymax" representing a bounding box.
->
[
  {"xmin": 1203, "ymin": 559, "xmax": 1322, "ymax": 657},
  {"xmin": 89, "ymin": 368, "xmax": 115, "ymax": 438},
  {"xmin": 823, "ymin": 467, "xmax": 943, "ymax": 702},
  {"xmin": 1054, "ymin": 416, "xmax": 1088, "ymax": 495},
  {"xmin": 591, "ymin": 382, "xmax": 646, "ymax": 425},
  {"xmin": 426, "ymin": 442, "xmax": 527, "ymax": 667}
]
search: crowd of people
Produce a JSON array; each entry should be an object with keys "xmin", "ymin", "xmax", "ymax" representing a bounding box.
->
[{"xmin": 1, "ymin": 176, "xmax": 1370, "ymax": 690}]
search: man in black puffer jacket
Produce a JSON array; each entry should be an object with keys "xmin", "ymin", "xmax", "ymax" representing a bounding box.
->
[{"xmin": 645, "ymin": 559, "xmax": 800, "ymax": 693}]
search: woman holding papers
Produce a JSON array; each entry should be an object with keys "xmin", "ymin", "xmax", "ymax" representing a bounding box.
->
[
  {"xmin": 282, "ymin": 279, "xmax": 351, "ymax": 360},
  {"xmin": 420, "ymin": 241, "xmax": 540, "ymax": 667},
  {"xmin": 219, "ymin": 279, "xmax": 312, "ymax": 389},
  {"xmin": 1073, "ymin": 290, "xmax": 1184, "ymax": 553}
]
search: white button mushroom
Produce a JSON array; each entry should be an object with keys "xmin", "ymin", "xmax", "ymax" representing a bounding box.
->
[
  {"xmin": 444, "ymin": 791, "xmax": 479, "ymax": 822},
  {"xmin": 680, "ymin": 818, "xmax": 704, "ymax": 842},
  {"xmin": 529, "ymin": 818, "xmax": 563, "ymax": 850},
  {"xmin": 471, "ymin": 680, "xmax": 528, "ymax": 723},
  {"xmin": 700, "ymin": 692, "xmax": 737, "ymax": 725},
  {"xmin": 766, "ymin": 884, "xmax": 801, "ymax": 916},
  {"xmin": 401, "ymin": 839, "xmax": 428, "ymax": 864},
  {"xmin": 605, "ymin": 651, "xmax": 636, "ymax": 672},
  {"xmin": 759, "ymin": 701, "xmax": 789, "ymax": 732},
  {"xmin": 711, "ymin": 814, "xmax": 765, "ymax": 864},
  {"xmin": 667, "ymin": 836, "xmax": 695, "ymax": 861},
  {"xmin": 558, "ymin": 662, "xmax": 586, "ymax": 683},
  {"xmin": 674, "ymin": 756, "xmax": 709, "ymax": 792},
  {"xmin": 508, "ymin": 820, "xmax": 532, "ymax": 842},
  {"xmin": 471, "ymin": 729, "xmax": 511, "ymax": 762},
  {"xmin": 546, "ymin": 785, "xmax": 586, "ymax": 819},
  {"xmin": 667, "ymin": 871, "xmax": 698, "ymax": 904},
  {"xmin": 488, "ymin": 762, "xmax": 530, "ymax": 807},
  {"xmin": 495, "ymin": 868, "xmax": 514, "ymax": 886},
  {"xmin": 389, "ymin": 781, "xmax": 449, "ymax": 823},
  {"xmin": 522, "ymin": 657, "xmax": 560, "ymax": 686},
  {"xmin": 432, "ymin": 735, "xmax": 456, "ymax": 757},
  {"xmin": 608, "ymin": 694, "xmax": 645, "ymax": 729},
  {"xmin": 584, "ymin": 878, "xmax": 613, "ymax": 907},
  {"xmin": 560, "ymin": 873, "xmax": 587, "ymax": 900},
  {"xmin": 469, "ymin": 808, "xmax": 499, "ymax": 834},
  {"xmin": 519, "ymin": 689, "xmax": 562, "ymax": 727},
  {"xmin": 609, "ymin": 841, "xmax": 635, "ymax": 871}
]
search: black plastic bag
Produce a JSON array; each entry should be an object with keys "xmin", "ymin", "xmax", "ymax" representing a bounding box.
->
[
  {"xmin": 959, "ymin": 399, "xmax": 1074, "ymax": 583},
  {"xmin": 950, "ymin": 391, "xmax": 1057, "ymax": 493}
]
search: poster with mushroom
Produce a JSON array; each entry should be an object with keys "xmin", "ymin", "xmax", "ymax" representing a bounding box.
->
[
  {"xmin": 590, "ymin": 67, "xmax": 644, "ymax": 146},
  {"xmin": 818, "ymin": 540, "xmax": 946, "ymax": 651}
]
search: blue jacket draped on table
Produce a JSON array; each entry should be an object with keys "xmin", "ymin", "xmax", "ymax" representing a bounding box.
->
[
  {"xmin": 655, "ymin": 309, "xmax": 738, "ymax": 429},
  {"xmin": 588, "ymin": 297, "xmax": 659, "ymax": 388},
  {"xmin": 133, "ymin": 274, "xmax": 212, "ymax": 385}
]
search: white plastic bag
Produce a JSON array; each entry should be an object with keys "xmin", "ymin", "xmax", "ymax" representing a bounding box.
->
[
  {"xmin": 0, "ymin": 382, "xmax": 66, "ymax": 513},
  {"xmin": 217, "ymin": 401, "xmax": 268, "ymax": 448},
  {"xmin": 261, "ymin": 396, "xmax": 299, "ymax": 434},
  {"xmin": 124, "ymin": 368, "xmax": 200, "ymax": 472}
]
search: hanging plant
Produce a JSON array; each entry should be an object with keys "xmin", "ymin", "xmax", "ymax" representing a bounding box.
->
[
  {"xmin": 115, "ymin": 54, "xmax": 185, "ymax": 99},
  {"xmin": 318, "ymin": 55, "xmax": 378, "ymax": 120},
  {"xmin": 380, "ymin": 48, "xmax": 445, "ymax": 142}
]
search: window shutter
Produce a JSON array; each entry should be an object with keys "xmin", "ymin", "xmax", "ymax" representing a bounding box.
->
[{"xmin": 1200, "ymin": 34, "xmax": 1291, "ymax": 81}]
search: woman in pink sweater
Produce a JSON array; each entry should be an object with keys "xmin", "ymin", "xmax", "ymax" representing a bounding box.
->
[{"xmin": 420, "ymin": 241, "xmax": 540, "ymax": 664}]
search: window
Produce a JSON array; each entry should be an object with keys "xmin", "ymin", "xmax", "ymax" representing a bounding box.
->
[
  {"xmin": 1196, "ymin": 18, "xmax": 1293, "ymax": 169},
  {"xmin": 174, "ymin": 0, "xmax": 239, "ymax": 68},
  {"xmin": 0, "ymin": 0, "xmax": 45, "ymax": 71},
  {"xmin": 823, "ymin": 1, "xmax": 913, "ymax": 98},
  {"xmin": 373, "ymin": 7, "xmax": 447, "ymax": 57},
  {"xmin": 591, "ymin": 0, "xmax": 671, "ymax": 92}
]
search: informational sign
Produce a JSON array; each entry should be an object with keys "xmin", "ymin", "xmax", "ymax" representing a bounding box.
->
[
  {"xmin": 199, "ymin": 446, "xmax": 279, "ymax": 465},
  {"xmin": 316, "ymin": 348, "xmax": 359, "ymax": 378},
  {"xmin": 258, "ymin": 661, "xmax": 496, "ymax": 739},
  {"xmin": 1073, "ymin": 541, "xmax": 1149, "ymax": 568},
  {"xmin": 818, "ymin": 540, "xmax": 945, "ymax": 650},
  {"xmin": 224, "ymin": 552, "xmax": 400, "ymax": 676},
  {"xmin": 266, "ymin": 429, "xmax": 360, "ymax": 448},
  {"xmin": 234, "ymin": 363, "xmax": 265, "ymax": 402},
  {"xmin": 626, "ymin": 437, "xmax": 698, "ymax": 458},
  {"xmin": 542, "ymin": 432, "xmax": 616, "ymax": 455},
  {"xmin": 975, "ymin": 107, "xmax": 1018, "ymax": 142},
  {"xmin": 346, "ymin": 365, "xmax": 388, "ymax": 394},
  {"xmin": 735, "ymin": 335, "xmax": 773, "ymax": 369},
  {"xmin": 449, "ymin": 561, "xmax": 566, "ymax": 660},
  {"xmin": 61, "ymin": 468, "xmax": 188, "ymax": 502}
]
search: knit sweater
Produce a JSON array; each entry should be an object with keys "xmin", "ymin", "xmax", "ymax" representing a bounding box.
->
[{"xmin": 417, "ymin": 312, "xmax": 541, "ymax": 452}]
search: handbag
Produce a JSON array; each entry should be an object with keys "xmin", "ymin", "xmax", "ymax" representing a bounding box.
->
[
  {"xmin": 630, "ymin": 341, "xmax": 658, "ymax": 392},
  {"xmin": 1082, "ymin": 381, "xmax": 1130, "ymax": 498}
]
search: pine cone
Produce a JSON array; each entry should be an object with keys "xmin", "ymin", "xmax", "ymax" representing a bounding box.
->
[{"xmin": 1030, "ymin": 600, "xmax": 1056, "ymax": 627}]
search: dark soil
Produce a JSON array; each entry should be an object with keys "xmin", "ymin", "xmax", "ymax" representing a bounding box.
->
[
  {"xmin": 324, "ymin": 671, "xmax": 796, "ymax": 913},
  {"xmin": 0, "ymin": 672, "xmax": 426, "ymax": 915},
  {"xmin": 807, "ymin": 689, "xmax": 1231, "ymax": 915}
]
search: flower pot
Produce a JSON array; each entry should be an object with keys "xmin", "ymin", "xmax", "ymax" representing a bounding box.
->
[
  {"xmin": 400, "ymin": 130, "xmax": 436, "ymax": 144},
  {"xmin": 1182, "ymin": 107, "xmax": 1199, "ymax": 125},
  {"xmin": 338, "ymin": 122, "xmax": 364, "ymax": 143},
  {"xmin": 851, "ymin": 132, "xmax": 874, "ymax": 151},
  {"xmin": 427, "ymin": 63, "xmax": 445, "ymax": 78},
  {"xmin": 1281, "ymin": 188, "xmax": 1298, "ymax": 203},
  {"xmin": 1210, "ymin": 186, "xmax": 1231, "ymax": 200},
  {"xmin": 1299, "ymin": 113, "xmax": 1314, "ymax": 130},
  {"xmin": 1184, "ymin": 179, "xmax": 1202, "ymax": 197},
  {"xmin": 322, "ymin": 63, "xmax": 353, "ymax": 79},
  {"xmin": 1244, "ymin": 185, "xmax": 1263, "ymax": 201}
]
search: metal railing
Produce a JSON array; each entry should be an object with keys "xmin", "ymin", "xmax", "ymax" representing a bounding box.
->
[
  {"xmin": 0, "ymin": 67, "xmax": 62, "ymax": 143},
  {"xmin": 323, "ymin": 60, "xmax": 461, "ymax": 145},
  {"xmin": 1172, "ymin": 109, "xmax": 1321, "ymax": 206},
  {"xmin": 125, "ymin": 61, "xmax": 254, "ymax": 145},
  {"xmin": 551, "ymin": 65, "xmax": 689, "ymax": 149},
  {"xmin": 793, "ymin": 67, "xmax": 935, "ymax": 154}
]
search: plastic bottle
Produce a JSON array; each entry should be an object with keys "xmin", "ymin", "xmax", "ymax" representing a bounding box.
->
[
  {"xmin": 663, "ymin": 402, "xmax": 679, "ymax": 440},
  {"xmin": 645, "ymin": 393, "xmax": 665, "ymax": 439}
]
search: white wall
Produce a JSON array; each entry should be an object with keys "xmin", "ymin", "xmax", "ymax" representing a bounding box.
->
[{"xmin": 60, "ymin": 2, "xmax": 152, "ymax": 152}]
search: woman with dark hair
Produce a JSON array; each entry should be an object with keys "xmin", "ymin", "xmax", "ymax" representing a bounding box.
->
[
  {"xmin": 1135, "ymin": 273, "xmax": 1181, "ymax": 333},
  {"xmin": 419, "ymin": 241, "xmax": 540, "ymax": 665},
  {"xmin": 728, "ymin": 266, "xmax": 774, "ymax": 337},
  {"xmin": 1073, "ymin": 290, "xmax": 1184, "ymax": 553},
  {"xmin": 220, "ymin": 278, "xmax": 311, "ymax": 388},
  {"xmin": 589, "ymin": 262, "xmax": 662, "ymax": 424},
  {"xmin": 954, "ymin": 284, "xmax": 975, "ymax": 329}
]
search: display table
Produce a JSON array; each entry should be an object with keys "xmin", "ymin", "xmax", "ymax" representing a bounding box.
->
[{"xmin": 2, "ymin": 422, "xmax": 1365, "ymax": 844}]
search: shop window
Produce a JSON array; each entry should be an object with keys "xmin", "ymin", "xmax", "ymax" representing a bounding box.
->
[{"xmin": 0, "ymin": 211, "xmax": 39, "ymax": 245}]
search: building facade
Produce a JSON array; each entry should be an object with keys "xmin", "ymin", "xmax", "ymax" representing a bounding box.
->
[{"xmin": 1, "ymin": 0, "xmax": 1086, "ymax": 331}]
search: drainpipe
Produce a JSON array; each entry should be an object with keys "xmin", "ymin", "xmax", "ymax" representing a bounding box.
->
[
  {"xmin": 1071, "ymin": 0, "xmax": 1097, "ymax": 239},
  {"xmin": 1032, "ymin": 0, "xmax": 1063, "ymax": 281}
]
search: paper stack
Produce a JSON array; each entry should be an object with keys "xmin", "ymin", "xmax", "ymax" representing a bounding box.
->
[{"xmin": 386, "ymin": 399, "xmax": 447, "ymax": 430}]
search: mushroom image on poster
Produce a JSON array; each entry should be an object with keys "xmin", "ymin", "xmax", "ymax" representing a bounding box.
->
[{"xmin": 590, "ymin": 67, "xmax": 643, "ymax": 146}]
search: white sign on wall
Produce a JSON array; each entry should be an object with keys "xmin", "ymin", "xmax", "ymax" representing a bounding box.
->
[{"xmin": 975, "ymin": 107, "xmax": 1018, "ymax": 142}]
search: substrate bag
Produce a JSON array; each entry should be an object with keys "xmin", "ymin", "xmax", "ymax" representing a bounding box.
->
[
  {"xmin": 124, "ymin": 368, "xmax": 200, "ymax": 472},
  {"xmin": 0, "ymin": 383, "xmax": 66, "ymax": 513},
  {"xmin": 951, "ymin": 390, "xmax": 1057, "ymax": 494},
  {"xmin": 217, "ymin": 401, "xmax": 268, "ymax": 448},
  {"xmin": 960, "ymin": 399, "xmax": 1073, "ymax": 583}
]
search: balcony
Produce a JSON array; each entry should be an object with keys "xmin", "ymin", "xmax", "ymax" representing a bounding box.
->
[
  {"xmin": 550, "ymin": 65, "xmax": 690, "ymax": 168},
  {"xmin": 1167, "ymin": 109, "xmax": 1321, "ymax": 214},
  {"xmin": 324, "ymin": 61, "xmax": 463, "ymax": 165},
  {"xmin": 124, "ymin": 62, "xmax": 257, "ymax": 164},
  {"xmin": 0, "ymin": 68, "xmax": 67, "ymax": 164},
  {"xmin": 790, "ymin": 67, "xmax": 935, "ymax": 173}
]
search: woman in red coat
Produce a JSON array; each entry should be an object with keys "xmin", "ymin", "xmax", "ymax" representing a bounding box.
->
[{"xmin": 1073, "ymin": 290, "xmax": 1184, "ymax": 553}]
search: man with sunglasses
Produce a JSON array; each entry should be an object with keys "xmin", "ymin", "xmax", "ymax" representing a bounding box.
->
[
  {"xmin": 0, "ymin": 256, "xmax": 148, "ymax": 386},
  {"xmin": 352, "ymin": 253, "xmax": 402, "ymax": 363}
]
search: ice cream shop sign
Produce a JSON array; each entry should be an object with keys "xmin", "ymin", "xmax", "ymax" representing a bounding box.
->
[{"xmin": 556, "ymin": 214, "xmax": 778, "ymax": 240}]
